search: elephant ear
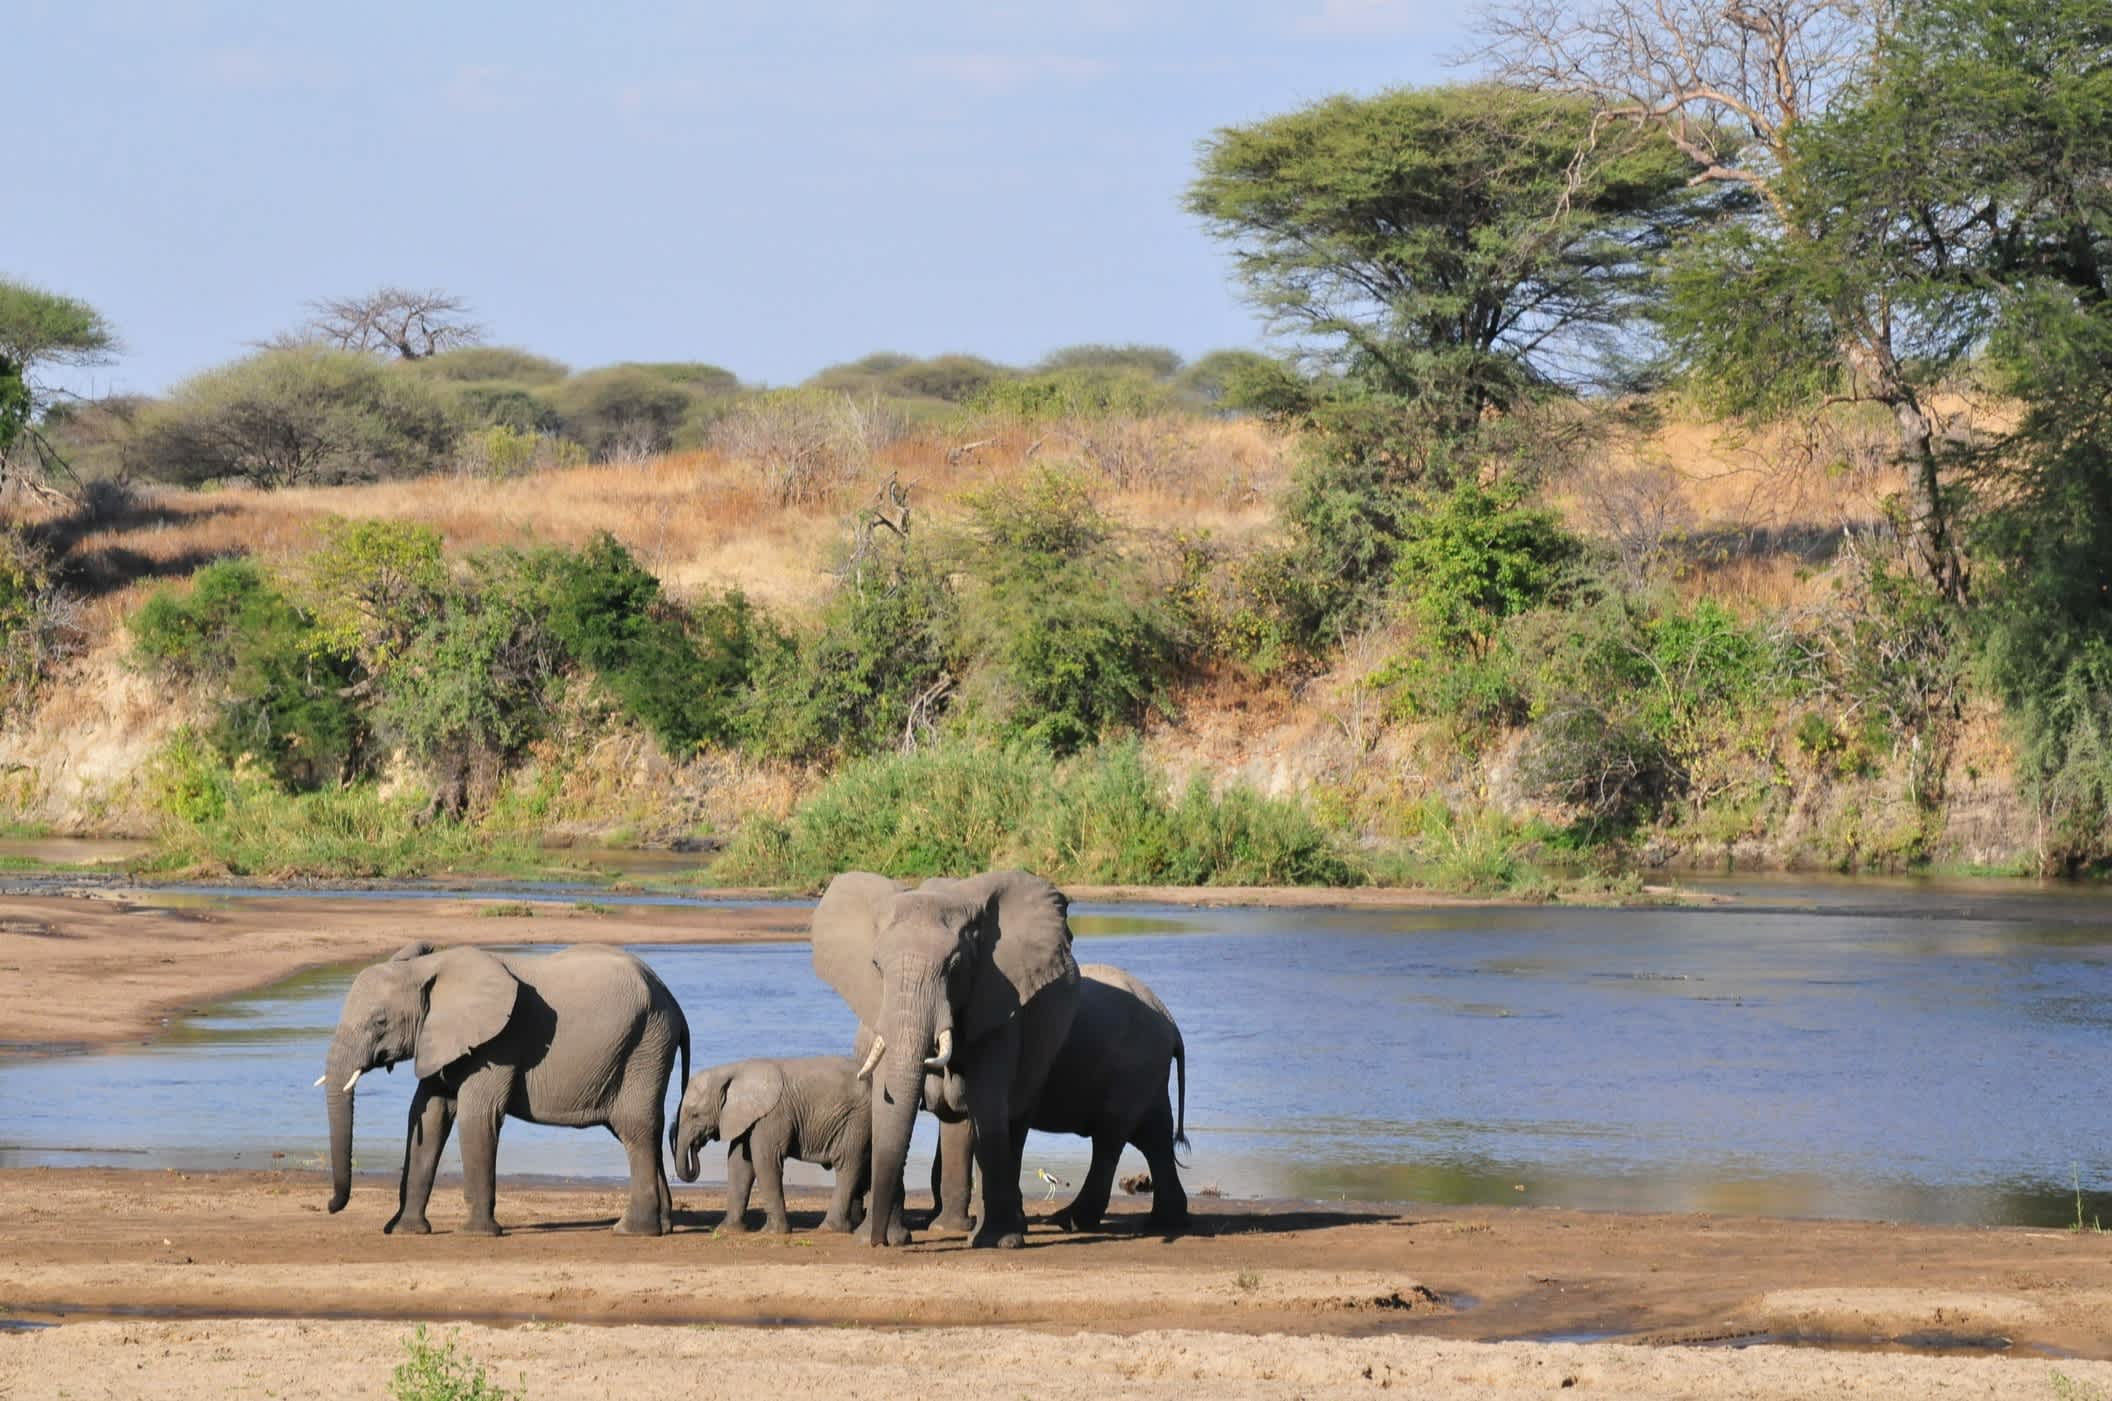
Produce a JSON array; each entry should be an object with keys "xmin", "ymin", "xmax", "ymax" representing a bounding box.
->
[
  {"xmin": 721, "ymin": 1062, "xmax": 785, "ymax": 1144},
  {"xmin": 414, "ymin": 947, "xmax": 521, "ymax": 1080},
  {"xmin": 809, "ymin": 872, "xmax": 908, "ymax": 1026},
  {"xmin": 390, "ymin": 940, "xmax": 434, "ymax": 961},
  {"xmin": 959, "ymin": 869, "xmax": 1079, "ymax": 1043}
]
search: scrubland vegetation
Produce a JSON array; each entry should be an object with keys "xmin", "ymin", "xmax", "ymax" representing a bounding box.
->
[{"xmin": 0, "ymin": 0, "xmax": 2106, "ymax": 892}]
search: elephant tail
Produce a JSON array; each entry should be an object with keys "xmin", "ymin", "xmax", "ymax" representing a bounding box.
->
[
  {"xmin": 1172, "ymin": 1029, "xmax": 1190, "ymax": 1166},
  {"xmin": 668, "ymin": 1003, "xmax": 692, "ymax": 1160}
]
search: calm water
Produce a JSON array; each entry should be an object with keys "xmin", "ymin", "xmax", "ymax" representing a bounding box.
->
[{"xmin": 4, "ymin": 883, "xmax": 2111, "ymax": 1226}]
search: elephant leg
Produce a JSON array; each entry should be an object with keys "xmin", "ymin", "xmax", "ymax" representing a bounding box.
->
[
  {"xmin": 929, "ymin": 1117, "xmax": 976, "ymax": 1233},
  {"xmin": 1136, "ymin": 1100, "xmax": 1188, "ymax": 1232},
  {"xmin": 822, "ymin": 1155, "xmax": 860, "ymax": 1233},
  {"xmin": 455, "ymin": 1082, "xmax": 507, "ymax": 1237},
  {"xmin": 967, "ymin": 1070, "xmax": 1027, "ymax": 1250},
  {"xmin": 610, "ymin": 1118, "xmax": 670, "ymax": 1237},
  {"xmin": 1052, "ymin": 1132, "xmax": 1122, "ymax": 1233},
  {"xmin": 754, "ymin": 1141, "xmax": 792, "ymax": 1235},
  {"xmin": 386, "ymin": 1081, "xmax": 454, "ymax": 1235},
  {"xmin": 721, "ymin": 1142, "xmax": 755, "ymax": 1234}
]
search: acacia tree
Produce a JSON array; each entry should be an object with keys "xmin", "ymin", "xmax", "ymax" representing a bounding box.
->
[
  {"xmin": 0, "ymin": 278, "xmax": 117, "ymax": 494},
  {"xmin": 1186, "ymin": 85, "xmax": 1693, "ymax": 435},
  {"xmin": 304, "ymin": 286, "xmax": 483, "ymax": 360},
  {"xmin": 1487, "ymin": 0, "xmax": 1976, "ymax": 597}
]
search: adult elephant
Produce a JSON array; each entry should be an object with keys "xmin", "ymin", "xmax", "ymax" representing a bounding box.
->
[
  {"xmin": 319, "ymin": 941, "xmax": 689, "ymax": 1237},
  {"xmin": 812, "ymin": 870, "xmax": 1079, "ymax": 1248},
  {"xmin": 931, "ymin": 962, "xmax": 1189, "ymax": 1235}
]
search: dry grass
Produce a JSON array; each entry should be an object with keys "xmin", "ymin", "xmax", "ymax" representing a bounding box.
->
[
  {"xmin": 18, "ymin": 418, "xmax": 1295, "ymax": 643},
  {"xmin": 16, "ymin": 400, "xmax": 1974, "ymax": 642}
]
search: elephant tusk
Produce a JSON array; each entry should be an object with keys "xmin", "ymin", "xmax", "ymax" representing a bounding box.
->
[
  {"xmin": 923, "ymin": 1026, "xmax": 953, "ymax": 1072},
  {"xmin": 342, "ymin": 1069, "xmax": 364, "ymax": 1094},
  {"xmin": 856, "ymin": 1035, "xmax": 886, "ymax": 1081},
  {"xmin": 313, "ymin": 1073, "xmax": 328, "ymax": 1087}
]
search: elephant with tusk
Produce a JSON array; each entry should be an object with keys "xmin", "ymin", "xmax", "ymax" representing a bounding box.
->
[
  {"xmin": 812, "ymin": 870, "xmax": 1079, "ymax": 1249},
  {"xmin": 319, "ymin": 941, "xmax": 689, "ymax": 1237}
]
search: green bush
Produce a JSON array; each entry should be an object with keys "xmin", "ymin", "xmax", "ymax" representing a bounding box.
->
[
  {"xmin": 127, "ymin": 347, "xmax": 457, "ymax": 487},
  {"xmin": 389, "ymin": 1324, "xmax": 525, "ymax": 1401},
  {"xmin": 453, "ymin": 424, "xmax": 586, "ymax": 478},
  {"xmin": 411, "ymin": 347, "xmax": 570, "ymax": 385},
  {"xmin": 546, "ymin": 366, "xmax": 693, "ymax": 459},
  {"xmin": 970, "ymin": 367, "xmax": 1173, "ymax": 421},
  {"xmin": 741, "ymin": 540, "xmax": 960, "ymax": 762},
  {"xmin": 954, "ymin": 469, "xmax": 1179, "ymax": 755},
  {"xmin": 708, "ymin": 388, "xmax": 902, "ymax": 505},
  {"xmin": 0, "ymin": 528, "xmax": 75, "ymax": 710},
  {"xmin": 1036, "ymin": 344, "xmax": 1184, "ymax": 379},
  {"xmin": 131, "ymin": 559, "xmax": 363, "ymax": 789},
  {"xmin": 716, "ymin": 741, "xmax": 1355, "ymax": 889},
  {"xmin": 302, "ymin": 517, "xmax": 449, "ymax": 669},
  {"xmin": 1394, "ymin": 480, "xmax": 1580, "ymax": 654},
  {"xmin": 545, "ymin": 534, "xmax": 772, "ymax": 755},
  {"xmin": 448, "ymin": 383, "xmax": 563, "ymax": 436}
]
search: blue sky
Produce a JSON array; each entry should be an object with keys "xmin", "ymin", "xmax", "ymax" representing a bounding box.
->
[{"xmin": 16, "ymin": 0, "xmax": 1468, "ymax": 396}]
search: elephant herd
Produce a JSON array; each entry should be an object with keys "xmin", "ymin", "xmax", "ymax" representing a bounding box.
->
[{"xmin": 317, "ymin": 869, "xmax": 1190, "ymax": 1249}]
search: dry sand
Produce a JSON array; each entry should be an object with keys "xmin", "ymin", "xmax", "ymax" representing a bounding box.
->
[{"xmin": 4, "ymin": 888, "xmax": 2111, "ymax": 1398}]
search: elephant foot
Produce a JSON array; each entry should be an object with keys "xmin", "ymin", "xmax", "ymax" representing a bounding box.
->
[
  {"xmin": 1049, "ymin": 1208, "xmax": 1096, "ymax": 1234},
  {"xmin": 458, "ymin": 1219, "xmax": 503, "ymax": 1238},
  {"xmin": 717, "ymin": 1214, "xmax": 751, "ymax": 1235},
  {"xmin": 879, "ymin": 1219, "xmax": 912, "ymax": 1247},
  {"xmin": 927, "ymin": 1209, "xmax": 975, "ymax": 1235},
  {"xmin": 820, "ymin": 1214, "xmax": 851, "ymax": 1234},
  {"xmin": 612, "ymin": 1213, "xmax": 669, "ymax": 1237},
  {"xmin": 384, "ymin": 1214, "xmax": 431, "ymax": 1236},
  {"xmin": 761, "ymin": 1218, "xmax": 791, "ymax": 1235},
  {"xmin": 972, "ymin": 1225, "xmax": 1025, "ymax": 1250}
]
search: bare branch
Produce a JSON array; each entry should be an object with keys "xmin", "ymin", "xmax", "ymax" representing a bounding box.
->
[{"xmin": 301, "ymin": 286, "xmax": 485, "ymax": 360}]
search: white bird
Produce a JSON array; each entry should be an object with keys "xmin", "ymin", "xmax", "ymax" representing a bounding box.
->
[{"xmin": 1036, "ymin": 1168, "xmax": 1072, "ymax": 1201}]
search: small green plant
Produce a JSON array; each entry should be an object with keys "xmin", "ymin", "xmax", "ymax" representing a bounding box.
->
[
  {"xmin": 2050, "ymin": 1370, "xmax": 2109, "ymax": 1401},
  {"xmin": 572, "ymin": 900, "xmax": 613, "ymax": 916},
  {"xmin": 478, "ymin": 902, "xmax": 536, "ymax": 918},
  {"xmin": 1234, "ymin": 1267, "xmax": 1261, "ymax": 1293},
  {"xmin": 2073, "ymin": 1165, "xmax": 2105, "ymax": 1234},
  {"xmin": 389, "ymin": 1324, "xmax": 525, "ymax": 1401}
]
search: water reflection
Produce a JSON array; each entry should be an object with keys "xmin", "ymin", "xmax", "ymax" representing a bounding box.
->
[{"xmin": 2, "ymin": 894, "xmax": 2111, "ymax": 1227}]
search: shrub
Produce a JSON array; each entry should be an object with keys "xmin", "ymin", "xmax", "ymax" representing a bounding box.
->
[
  {"xmin": 954, "ymin": 469, "xmax": 1179, "ymax": 755},
  {"xmin": 546, "ymin": 366, "xmax": 693, "ymax": 460},
  {"xmin": 709, "ymin": 389, "xmax": 904, "ymax": 505},
  {"xmin": 885, "ymin": 354, "xmax": 1012, "ymax": 403},
  {"xmin": 448, "ymin": 383, "xmax": 563, "ymax": 436},
  {"xmin": 1516, "ymin": 701, "xmax": 1675, "ymax": 828},
  {"xmin": 127, "ymin": 347, "xmax": 457, "ymax": 487},
  {"xmin": 1394, "ymin": 480, "xmax": 1580, "ymax": 654},
  {"xmin": 1175, "ymin": 349, "xmax": 1292, "ymax": 409},
  {"xmin": 1036, "ymin": 344, "xmax": 1184, "ymax": 379},
  {"xmin": 452, "ymin": 424, "xmax": 586, "ymax": 479},
  {"xmin": 411, "ymin": 347, "xmax": 570, "ymax": 385},
  {"xmin": 716, "ymin": 742, "xmax": 1355, "ymax": 889},
  {"xmin": 131, "ymin": 558, "xmax": 363, "ymax": 789},
  {"xmin": 389, "ymin": 1324, "xmax": 525, "ymax": 1401},
  {"xmin": 741, "ymin": 541, "xmax": 960, "ymax": 761},
  {"xmin": 970, "ymin": 367, "xmax": 1173, "ymax": 421},
  {"xmin": 545, "ymin": 534, "xmax": 772, "ymax": 755},
  {"xmin": 0, "ymin": 528, "xmax": 80, "ymax": 711},
  {"xmin": 302, "ymin": 517, "xmax": 449, "ymax": 669},
  {"xmin": 375, "ymin": 562, "xmax": 563, "ymax": 818}
]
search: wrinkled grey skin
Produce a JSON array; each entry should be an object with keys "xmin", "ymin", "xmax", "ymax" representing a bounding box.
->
[
  {"xmin": 321, "ymin": 942, "xmax": 689, "ymax": 1237},
  {"xmin": 933, "ymin": 962, "xmax": 1189, "ymax": 1234},
  {"xmin": 811, "ymin": 870, "xmax": 1079, "ymax": 1249},
  {"xmin": 672, "ymin": 1056, "xmax": 873, "ymax": 1234}
]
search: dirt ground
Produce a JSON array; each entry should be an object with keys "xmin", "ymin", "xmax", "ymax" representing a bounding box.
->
[{"xmin": 4, "ymin": 888, "xmax": 2111, "ymax": 1398}]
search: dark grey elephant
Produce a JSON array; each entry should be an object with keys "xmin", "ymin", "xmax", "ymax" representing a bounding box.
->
[
  {"xmin": 320, "ymin": 942, "xmax": 689, "ymax": 1237},
  {"xmin": 932, "ymin": 962, "xmax": 1189, "ymax": 1234},
  {"xmin": 671, "ymin": 1055, "xmax": 873, "ymax": 1234},
  {"xmin": 811, "ymin": 870, "xmax": 1079, "ymax": 1248}
]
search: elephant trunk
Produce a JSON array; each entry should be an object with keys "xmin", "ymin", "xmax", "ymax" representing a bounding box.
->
[
  {"xmin": 324, "ymin": 1031, "xmax": 362, "ymax": 1213},
  {"xmin": 868, "ymin": 987, "xmax": 940, "ymax": 1247},
  {"xmin": 674, "ymin": 1116, "xmax": 703, "ymax": 1184}
]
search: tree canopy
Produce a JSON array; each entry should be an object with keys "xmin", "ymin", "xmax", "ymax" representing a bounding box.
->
[{"xmin": 1185, "ymin": 84, "xmax": 1694, "ymax": 428}]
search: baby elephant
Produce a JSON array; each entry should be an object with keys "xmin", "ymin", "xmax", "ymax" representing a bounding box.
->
[{"xmin": 673, "ymin": 1056, "xmax": 873, "ymax": 1234}]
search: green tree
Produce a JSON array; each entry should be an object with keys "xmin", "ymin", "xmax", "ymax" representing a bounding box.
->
[
  {"xmin": 128, "ymin": 347, "xmax": 456, "ymax": 487},
  {"xmin": 0, "ymin": 278, "xmax": 118, "ymax": 488},
  {"xmin": 1185, "ymin": 85, "xmax": 1691, "ymax": 430}
]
